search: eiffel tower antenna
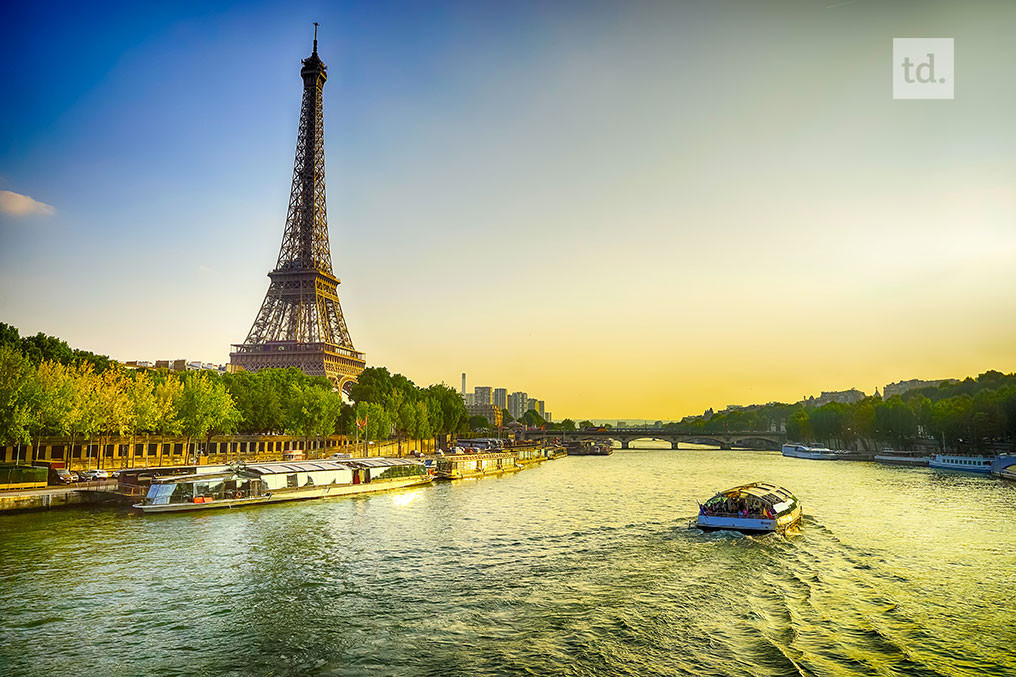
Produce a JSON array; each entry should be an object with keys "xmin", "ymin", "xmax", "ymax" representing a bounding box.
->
[{"xmin": 230, "ymin": 31, "xmax": 366, "ymax": 393}]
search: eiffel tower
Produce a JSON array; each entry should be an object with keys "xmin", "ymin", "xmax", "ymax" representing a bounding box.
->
[{"xmin": 230, "ymin": 25, "xmax": 365, "ymax": 393}]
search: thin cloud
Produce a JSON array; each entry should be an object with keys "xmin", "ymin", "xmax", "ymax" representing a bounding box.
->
[{"xmin": 0, "ymin": 190, "xmax": 56, "ymax": 217}]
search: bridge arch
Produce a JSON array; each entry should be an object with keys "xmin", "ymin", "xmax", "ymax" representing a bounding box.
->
[
  {"xmin": 731, "ymin": 437, "xmax": 782, "ymax": 450},
  {"xmin": 617, "ymin": 436, "xmax": 672, "ymax": 450}
]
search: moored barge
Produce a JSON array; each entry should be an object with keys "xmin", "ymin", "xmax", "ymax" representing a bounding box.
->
[
  {"xmin": 435, "ymin": 452, "xmax": 519, "ymax": 480},
  {"xmin": 133, "ymin": 458, "xmax": 432, "ymax": 513}
]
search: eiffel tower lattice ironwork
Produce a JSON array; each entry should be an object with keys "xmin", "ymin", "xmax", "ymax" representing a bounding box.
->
[{"xmin": 230, "ymin": 26, "xmax": 365, "ymax": 392}]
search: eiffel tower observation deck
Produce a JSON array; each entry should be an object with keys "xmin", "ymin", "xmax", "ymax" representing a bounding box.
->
[{"xmin": 230, "ymin": 26, "xmax": 365, "ymax": 393}]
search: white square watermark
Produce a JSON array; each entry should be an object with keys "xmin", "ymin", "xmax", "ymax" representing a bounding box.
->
[{"xmin": 892, "ymin": 38, "xmax": 954, "ymax": 99}]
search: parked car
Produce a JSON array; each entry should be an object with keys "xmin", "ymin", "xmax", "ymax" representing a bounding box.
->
[
  {"xmin": 51, "ymin": 468, "xmax": 75, "ymax": 485},
  {"xmin": 69, "ymin": 471, "xmax": 81, "ymax": 482},
  {"xmin": 79, "ymin": 469, "xmax": 110, "ymax": 481}
]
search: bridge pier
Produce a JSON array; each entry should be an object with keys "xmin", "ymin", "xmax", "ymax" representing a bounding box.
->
[
  {"xmin": 670, "ymin": 441, "xmax": 680, "ymax": 450},
  {"xmin": 720, "ymin": 443, "xmax": 732, "ymax": 450},
  {"xmin": 620, "ymin": 440, "xmax": 630, "ymax": 450}
]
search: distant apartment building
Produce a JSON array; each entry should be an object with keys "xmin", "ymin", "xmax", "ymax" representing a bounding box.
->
[
  {"xmin": 526, "ymin": 398, "xmax": 538, "ymax": 415},
  {"xmin": 802, "ymin": 389, "xmax": 866, "ymax": 407},
  {"xmin": 537, "ymin": 400, "xmax": 545, "ymax": 418},
  {"xmin": 509, "ymin": 391, "xmax": 528, "ymax": 420},
  {"xmin": 474, "ymin": 386, "xmax": 493, "ymax": 406},
  {"xmin": 545, "ymin": 412, "xmax": 552, "ymax": 423},
  {"xmin": 618, "ymin": 421, "xmax": 627, "ymax": 428},
  {"xmin": 123, "ymin": 360, "xmax": 155, "ymax": 369},
  {"xmin": 465, "ymin": 392, "xmax": 476, "ymax": 406},
  {"xmin": 461, "ymin": 373, "xmax": 466, "ymax": 396},
  {"xmin": 467, "ymin": 403, "xmax": 503, "ymax": 427},
  {"xmin": 155, "ymin": 359, "xmax": 188, "ymax": 372},
  {"xmin": 493, "ymin": 388, "xmax": 508, "ymax": 409},
  {"xmin": 883, "ymin": 378, "xmax": 952, "ymax": 399}
]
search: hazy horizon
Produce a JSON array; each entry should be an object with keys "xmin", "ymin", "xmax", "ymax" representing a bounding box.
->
[{"xmin": 3, "ymin": 0, "xmax": 1015, "ymax": 419}]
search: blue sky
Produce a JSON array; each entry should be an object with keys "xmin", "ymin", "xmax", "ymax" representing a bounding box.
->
[{"xmin": 3, "ymin": 1, "xmax": 1016, "ymax": 418}]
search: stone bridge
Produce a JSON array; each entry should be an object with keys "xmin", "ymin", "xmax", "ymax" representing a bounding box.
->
[{"xmin": 522, "ymin": 428, "xmax": 786, "ymax": 450}]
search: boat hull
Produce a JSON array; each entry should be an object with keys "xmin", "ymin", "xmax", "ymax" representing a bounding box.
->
[
  {"xmin": 875, "ymin": 454, "xmax": 931, "ymax": 466},
  {"xmin": 134, "ymin": 495, "xmax": 272, "ymax": 513},
  {"xmin": 697, "ymin": 506, "xmax": 802, "ymax": 533}
]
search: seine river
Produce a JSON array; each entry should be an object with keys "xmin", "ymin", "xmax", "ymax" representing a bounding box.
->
[{"xmin": 2, "ymin": 446, "xmax": 1014, "ymax": 676}]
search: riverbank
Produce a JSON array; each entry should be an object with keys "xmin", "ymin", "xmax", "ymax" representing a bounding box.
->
[
  {"xmin": 0, "ymin": 443, "xmax": 568, "ymax": 514},
  {"xmin": 0, "ymin": 480, "xmax": 121, "ymax": 512}
]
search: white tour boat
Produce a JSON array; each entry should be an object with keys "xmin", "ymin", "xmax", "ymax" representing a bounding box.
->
[
  {"xmin": 781, "ymin": 443, "xmax": 838, "ymax": 460},
  {"xmin": 134, "ymin": 458, "xmax": 433, "ymax": 513},
  {"xmin": 696, "ymin": 482, "xmax": 802, "ymax": 533},
  {"xmin": 928, "ymin": 454, "xmax": 994, "ymax": 474}
]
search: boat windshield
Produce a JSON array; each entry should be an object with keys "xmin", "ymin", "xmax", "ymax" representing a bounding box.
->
[
  {"xmin": 145, "ymin": 484, "xmax": 176, "ymax": 506},
  {"xmin": 145, "ymin": 476, "xmax": 263, "ymax": 505}
]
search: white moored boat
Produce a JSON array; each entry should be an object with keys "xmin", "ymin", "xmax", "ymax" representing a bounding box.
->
[
  {"xmin": 929, "ymin": 454, "xmax": 994, "ymax": 474},
  {"xmin": 134, "ymin": 458, "xmax": 433, "ymax": 513},
  {"xmin": 697, "ymin": 482, "xmax": 802, "ymax": 533},
  {"xmin": 781, "ymin": 443, "xmax": 838, "ymax": 460},
  {"xmin": 781, "ymin": 444, "xmax": 872, "ymax": 461}
]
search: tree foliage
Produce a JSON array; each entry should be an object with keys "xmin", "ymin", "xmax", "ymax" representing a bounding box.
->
[{"xmin": 668, "ymin": 371, "xmax": 1016, "ymax": 451}]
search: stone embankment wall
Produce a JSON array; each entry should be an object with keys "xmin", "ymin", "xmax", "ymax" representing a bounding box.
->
[{"xmin": 0, "ymin": 435, "xmax": 440, "ymax": 472}]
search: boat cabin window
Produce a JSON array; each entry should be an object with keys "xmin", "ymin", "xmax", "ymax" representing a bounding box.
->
[
  {"xmin": 305, "ymin": 475, "xmax": 315, "ymax": 486},
  {"xmin": 286, "ymin": 473, "xmax": 298, "ymax": 489}
]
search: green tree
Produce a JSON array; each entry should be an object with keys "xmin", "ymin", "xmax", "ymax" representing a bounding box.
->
[
  {"xmin": 786, "ymin": 408, "xmax": 812, "ymax": 441},
  {"xmin": 24, "ymin": 360, "xmax": 76, "ymax": 461},
  {"xmin": 152, "ymin": 376, "xmax": 183, "ymax": 465},
  {"xmin": 560, "ymin": 418, "xmax": 577, "ymax": 432},
  {"xmin": 177, "ymin": 373, "xmax": 240, "ymax": 459},
  {"xmin": 355, "ymin": 401, "xmax": 392, "ymax": 442},
  {"xmin": 468, "ymin": 415, "xmax": 490, "ymax": 432},
  {"xmin": 522, "ymin": 410, "xmax": 547, "ymax": 427},
  {"xmin": 874, "ymin": 396, "xmax": 917, "ymax": 449},
  {"xmin": 0, "ymin": 344, "xmax": 34, "ymax": 458},
  {"xmin": 810, "ymin": 402, "xmax": 849, "ymax": 447}
]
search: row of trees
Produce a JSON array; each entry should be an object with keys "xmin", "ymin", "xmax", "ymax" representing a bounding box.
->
[
  {"xmin": 347, "ymin": 367, "xmax": 469, "ymax": 441},
  {"xmin": 0, "ymin": 344, "xmax": 241, "ymax": 462},
  {"xmin": 665, "ymin": 371, "xmax": 1016, "ymax": 451},
  {"xmin": 0, "ymin": 324, "xmax": 470, "ymax": 460}
]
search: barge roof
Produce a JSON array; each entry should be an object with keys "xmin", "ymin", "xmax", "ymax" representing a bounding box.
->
[{"xmin": 709, "ymin": 482, "xmax": 797, "ymax": 507}]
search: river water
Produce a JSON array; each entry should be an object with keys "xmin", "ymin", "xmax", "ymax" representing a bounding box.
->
[{"xmin": 1, "ymin": 446, "xmax": 1014, "ymax": 676}]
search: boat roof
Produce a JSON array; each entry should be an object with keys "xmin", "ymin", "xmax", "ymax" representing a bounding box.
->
[
  {"xmin": 345, "ymin": 458, "xmax": 422, "ymax": 468},
  {"xmin": 152, "ymin": 471, "xmax": 238, "ymax": 484},
  {"xmin": 244, "ymin": 458, "xmax": 423, "ymax": 475},
  {"xmin": 708, "ymin": 482, "xmax": 797, "ymax": 505}
]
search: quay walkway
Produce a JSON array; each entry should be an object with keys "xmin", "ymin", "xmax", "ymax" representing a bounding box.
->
[{"xmin": 0, "ymin": 480, "xmax": 120, "ymax": 513}]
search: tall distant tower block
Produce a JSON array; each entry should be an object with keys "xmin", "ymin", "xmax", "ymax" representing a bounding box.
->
[
  {"xmin": 461, "ymin": 373, "xmax": 466, "ymax": 396},
  {"xmin": 230, "ymin": 26, "xmax": 365, "ymax": 393}
]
